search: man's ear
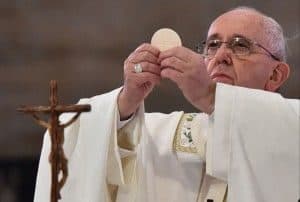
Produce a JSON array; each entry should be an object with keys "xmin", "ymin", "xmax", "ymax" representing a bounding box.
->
[{"xmin": 265, "ymin": 62, "xmax": 290, "ymax": 92}]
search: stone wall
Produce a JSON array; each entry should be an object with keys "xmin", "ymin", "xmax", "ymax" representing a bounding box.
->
[{"xmin": 0, "ymin": 0, "xmax": 299, "ymax": 158}]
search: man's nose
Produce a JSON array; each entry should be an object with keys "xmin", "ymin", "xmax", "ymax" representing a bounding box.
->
[{"xmin": 213, "ymin": 44, "xmax": 233, "ymax": 65}]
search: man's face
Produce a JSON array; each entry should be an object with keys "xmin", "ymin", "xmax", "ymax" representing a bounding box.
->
[{"xmin": 205, "ymin": 11, "xmax": 279, "ymax": 90}]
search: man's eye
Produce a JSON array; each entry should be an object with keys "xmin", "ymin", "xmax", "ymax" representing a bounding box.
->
[
  {"xmin": 207, "ymin": 40, "xmax": 220, "ymax": 49},
  {"xmin": 235, "ymin": 41, "xmax": 249, "ymax": 48},
  {"xmin": 232, "ymin": 38, "xmax": 251, "ymax": 48}
]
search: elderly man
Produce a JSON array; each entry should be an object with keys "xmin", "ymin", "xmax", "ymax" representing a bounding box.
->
[{"xmin": 34, "ymin": 7, "xmax": 299, "ymax": 202}]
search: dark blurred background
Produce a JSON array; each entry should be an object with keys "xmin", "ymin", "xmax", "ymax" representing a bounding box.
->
[{"xmin": 0, "ymin": 0, "xmax": 299, "ymax": 201}]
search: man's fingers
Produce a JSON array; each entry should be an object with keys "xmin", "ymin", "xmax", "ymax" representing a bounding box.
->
[
  {"xmin": 158, "ymin": 46, "xmax": 193, "ymax": 63},
  {"xmin": 138, "ymin": 62, "xmax": 161, "ymax": 75},
  {"xmin": 160, "ymin": 68, "xmax": 182, "ymax": 84},
  {"xmin": 127, "ymin": 50, "xmax": 159, "ymax": 64},
  {"xmin": 135, "ymin": 43, "xmax": 160, "ymax": 56},
  {"xmin": 126, "ymin": 62, "xmax": 161, "ymax": 76},
  {"xmin": 134, "ymin": 72, "xmax": 161, "ymax": 86},
  {"xmin": 160, "ymin": 56, "xmax": 186, "ymax": 73}
]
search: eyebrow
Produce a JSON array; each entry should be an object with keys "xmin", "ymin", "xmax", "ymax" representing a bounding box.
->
[
  {"xmin": 231, "ymin": 33, "xmax": 252, "ymax": 41},
  {"xmin": 206, "ymin": 33, "xmax": 252, "ymax": 41},
  {"xmin": 206, "ymin": 33, "xmax": 220, "ymax": 41}
]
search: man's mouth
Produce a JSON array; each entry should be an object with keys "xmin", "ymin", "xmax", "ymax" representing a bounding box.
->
[{"xmin": 211, "ymin": 73, "xmax": 234, "ymax": 84}]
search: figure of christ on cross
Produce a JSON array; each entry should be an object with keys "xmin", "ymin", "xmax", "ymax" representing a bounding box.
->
[{"xmin": 18, "ymin": 80, "xmax": 91, "ymax": 202}]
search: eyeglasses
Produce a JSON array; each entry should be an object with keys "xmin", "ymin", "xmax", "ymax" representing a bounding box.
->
[{"xmin": 196, "ymin": 36, "xmax": 281, "ymax": 61}]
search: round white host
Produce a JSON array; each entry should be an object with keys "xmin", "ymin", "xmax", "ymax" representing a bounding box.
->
[{"xmin": 151, "ymin": 28, "xmax": 182, "ymax": 51}]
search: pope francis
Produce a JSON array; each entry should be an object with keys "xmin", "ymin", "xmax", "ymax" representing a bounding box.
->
[{"xmin": 34, "ymin": 6, "xmax": 299, "ymax": 202}]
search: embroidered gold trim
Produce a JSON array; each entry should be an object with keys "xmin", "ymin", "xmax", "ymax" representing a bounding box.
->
[
  {"xmin": 173, "ymin": 113, "xmax": 198, "ymax": 153},
  {"xmin": 198, "ymin": 174, "xmax": 228, "ymax": 202}
]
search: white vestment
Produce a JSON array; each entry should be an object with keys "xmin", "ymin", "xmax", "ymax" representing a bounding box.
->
[{"xmin": 34, "ymin": 83, "xmax": 299, "ymax": 202}]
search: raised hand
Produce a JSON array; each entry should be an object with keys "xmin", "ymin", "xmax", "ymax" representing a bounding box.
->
[
  {"xmin": 118, "ymin": 43, "xmax": 161, "ymax": 119},
  {"xmin": 159, "ymin": 46, "xmax": 216, "ymax": 114}
]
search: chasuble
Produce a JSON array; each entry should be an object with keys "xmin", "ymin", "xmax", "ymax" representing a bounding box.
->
[{"xmin": 34, "ymin": 83, "xmax": 299, "ymax": 202}]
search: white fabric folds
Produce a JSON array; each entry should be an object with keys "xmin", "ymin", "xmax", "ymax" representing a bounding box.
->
[
  {"xmin": 34, "ymin": 88, "xmax": 123, "ymax": 202},
  {"xmin": 34, "ymin": 83, "xmax": 300, "ymax": 202},
  {"xmin": 209, "ymin": 83, "xmax": 300, "ymax": 202}
]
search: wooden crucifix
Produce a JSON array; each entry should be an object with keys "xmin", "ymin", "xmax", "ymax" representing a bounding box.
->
[{"xmin": 17, "ymin": 80, "xmax": 91, "ymax": 202}]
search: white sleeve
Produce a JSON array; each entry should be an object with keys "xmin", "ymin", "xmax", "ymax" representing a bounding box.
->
[{"xmin": 107, "ymin": 104, "xmax": 144, "ymax": 186}]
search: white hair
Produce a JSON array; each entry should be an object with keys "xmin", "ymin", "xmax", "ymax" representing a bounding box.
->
[{"xmin": 228, "ymin": 6, "xmax": 287, "ymax": 61}]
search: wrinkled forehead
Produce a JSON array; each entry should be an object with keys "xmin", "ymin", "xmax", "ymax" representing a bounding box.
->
[{"xmin": 207, "ymin": 11, "xmax": 266, "ymax": 43}]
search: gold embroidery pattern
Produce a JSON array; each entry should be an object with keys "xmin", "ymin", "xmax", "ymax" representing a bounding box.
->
[{"xmin": 173, "ymin": 113, "xmax": 198, "ymax": 153}]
